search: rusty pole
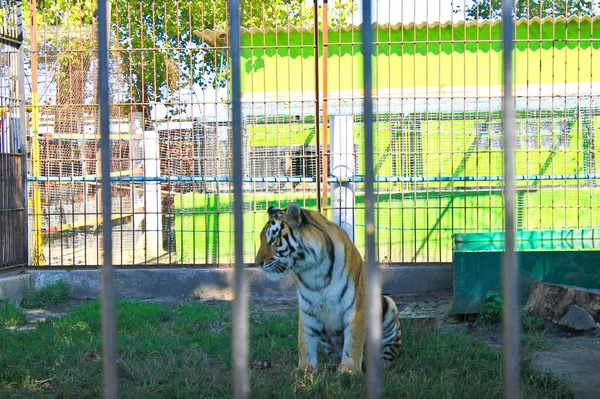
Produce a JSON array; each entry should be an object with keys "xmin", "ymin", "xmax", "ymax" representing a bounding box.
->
[
  {"xmin": 313, "ymin": 0, "xmax": 322, "ymax": 213},
  {"xmin": 321, "ymin": 0, "xmax": 329, "ymax": 215}
]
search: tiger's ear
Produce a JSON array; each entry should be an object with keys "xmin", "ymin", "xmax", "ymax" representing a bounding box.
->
[
  {"xmin": 267, "ymin": 206, "xmax": 280, "ymax": 218},
  {"xmin": 285, "ymin": 202, "xmax": 303, "ymax": 228}
]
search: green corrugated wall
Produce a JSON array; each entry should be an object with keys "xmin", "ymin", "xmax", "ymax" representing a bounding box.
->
[{"xmin": 240, "ymin": 16, "xmax": 600, "ymax": 95}]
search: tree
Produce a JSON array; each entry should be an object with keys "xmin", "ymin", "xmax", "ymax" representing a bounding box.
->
[
  {"xmin": 27, "ymin": 0, "xmax": 355, "ymax": 119},
  {"xmin": 24, "ymin": 0, "xmax": 98, "ymax": 129},
  {"xmin": 111, "ymin": 0, "xmax": 356, "ymax": 118},
  {"xmin": 455, "ymin": 0, "xmax": 599, "ymax": 21}
]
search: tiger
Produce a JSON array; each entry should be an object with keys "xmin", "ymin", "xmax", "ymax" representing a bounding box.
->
[{"xmin": 255, "ymin": 202, "xmax": 402, "ymax": 374}]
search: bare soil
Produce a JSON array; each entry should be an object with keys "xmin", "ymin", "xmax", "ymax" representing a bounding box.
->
[{"xmin": 533, "ymin": 336, "xmax": 600, "ymax": 399}]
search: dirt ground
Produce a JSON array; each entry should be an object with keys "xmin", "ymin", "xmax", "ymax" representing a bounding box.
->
[
  {"xmin": 385, "ymin": 291, "xmax": 600, "ymax": 399},
  {"xmin": 19, "ymin": 290, "xmax": 600, "ymax": 399},
  {"xmin": 533, "ymin": 337, "xmax": 600, "ymax": 399}
]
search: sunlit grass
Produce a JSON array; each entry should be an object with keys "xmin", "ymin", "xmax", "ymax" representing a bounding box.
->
[{"xmin": 0, "ymin": 300, "xmax": 573, "ymax": 398}]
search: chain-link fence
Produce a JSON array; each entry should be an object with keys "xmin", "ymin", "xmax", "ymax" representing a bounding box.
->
[{"xmin": 23, "ymin": 0, "xmax": 600, "ymax": 267}]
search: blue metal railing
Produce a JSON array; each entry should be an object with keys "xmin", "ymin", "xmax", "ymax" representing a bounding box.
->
[{"xmin": 27, "ymin": 173, "xmax": 600, "ymax": 183}]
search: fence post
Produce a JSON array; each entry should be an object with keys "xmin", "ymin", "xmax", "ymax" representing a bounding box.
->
[
  {"xmin": 501, "ymin": 0, "xmax": 520, "ymax": 397},
  {"xmin": 330, "ymin": 115, "xmax": 355, "ymax": 241},
  {"xmin": 97, "ymin": 0, "xmax": 118, "ymax": 397},
  {"xmin": 143, "ymin": 130, "xmax": 162, "ymax": 259}
]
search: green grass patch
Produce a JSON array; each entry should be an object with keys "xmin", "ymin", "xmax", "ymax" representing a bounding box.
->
[
  {"xmin": 0, "ymin": 300, "xmax": 573, "ymax": 398},
  {"xmin": 522, "ymin": 334, "xmax": 556, "ymax": 352},
  {"xmin": 521, "ymin": 315, "xmax": 546, "ymax": 334},
  {"xmin": 474, "ymin": 293, "xmax": 554, "ymax": 353},
  {"xmin": 21, "ymin": 281, "xmax": 71, "ymax": 309},
  {"xmin": 0, "ymin": 301, "xmax": 27, "ymax": 329}
]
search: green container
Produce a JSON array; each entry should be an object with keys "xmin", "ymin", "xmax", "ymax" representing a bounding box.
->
[{"xmin": 453, "ymin": 229, "xmax": 600, "ymax": 314}]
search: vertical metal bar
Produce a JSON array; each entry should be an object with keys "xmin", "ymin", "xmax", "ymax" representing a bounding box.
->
[
  {"xmin": 501, "ymin": 1, "xmax": 520, "ymax": 398},
  {"xmin": 321, "ymin": 0, "xmax": 329, "ymax": 215},
  {"xmin": 97, "ymin": 0, "xmax": 117, "ymax": 398},
  {"xmin": 30, "ymin": 0, "xmax": 43, "ymax": 267},
  {"xmin": 17, "ymin": 0, "xmax": 28, "ymax": 266},
  {"xmin": 362, "ymin": 0, "xmax": 381, "ymax": 398},
  {"xmin": 314, "ymin": 0, "xmax": 322, "ymax": 213},
  {"xmin": 229, "ymin": 0, "xmax": 248, "ymax": 397}
]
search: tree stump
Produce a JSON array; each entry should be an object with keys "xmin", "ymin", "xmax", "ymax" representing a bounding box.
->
[{"xmin": 522, "ymin": 282, "xmax": 600, "ymax": 326}]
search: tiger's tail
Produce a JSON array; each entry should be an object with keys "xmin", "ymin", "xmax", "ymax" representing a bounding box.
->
[{"xmin": 381, "ymin": 295, "xmax": 402, "ymax": 363}]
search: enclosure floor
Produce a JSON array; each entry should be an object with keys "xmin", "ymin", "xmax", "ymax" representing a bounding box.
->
[{"xmin": 15, "ymin": 289, "xmax": 600, "ymax": 398}]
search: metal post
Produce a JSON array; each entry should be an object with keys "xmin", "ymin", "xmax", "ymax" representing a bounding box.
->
[
  {"xmin": 229, "ymin": 0, "xmax": 248, "ymax": 398},
  {"xmin": 97, "ymin": 0, "xmax": 118, "ymax": 398},
  {"xmin": 29, "ymin": 0, "xmax": 43, "ymax": 266},
  {"xmin": 17, "ymin": 0, "xmax": 28, "ymax": 266},
  {"xmin": 330, "ymin": 115, "xmax": 355, "ymax": 241},
  {"xmin": 362, "ymin": 0, "xmax": 381, "ymax": 398},
  {"xmin": 143, "ymin": 130, "xmax": 162, "ymax": 259},
  {"xmin": 502, "ymin": 1, "xmax": 520, "ymax": 398},
  {"xmin": 313, "ymin": 0, "xmax": 322, "ymax": 213},
  {"xmin": 321, "ymin": 0, "xmax": 329, "ymax": 214}
]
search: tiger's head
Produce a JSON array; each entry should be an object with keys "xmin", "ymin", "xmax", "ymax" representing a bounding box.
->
[{"xmin": 255, "ymin": 202, "xmax": 305, "ymax": 279}]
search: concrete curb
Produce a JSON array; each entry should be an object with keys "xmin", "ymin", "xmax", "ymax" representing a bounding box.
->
[
  {"xmin": 0, "ymin": 273, "xmax": 33, "ymax": 304},
  {"xmin": 29, "ymin": 266, "xmax": 452, "ymax": 300}
]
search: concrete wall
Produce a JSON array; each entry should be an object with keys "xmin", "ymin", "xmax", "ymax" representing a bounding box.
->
[
  {"xmin": 0, "ymin": 273, "xmax": 32, "ymax": 304},
  {"xmin": 28, "ymin": 266, "xmax": 452, "ymax": 300}
]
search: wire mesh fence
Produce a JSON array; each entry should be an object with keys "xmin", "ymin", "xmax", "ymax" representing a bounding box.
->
[{"xmin": 22, "ymin": 0, "xmax": 600, "ymax": 267}]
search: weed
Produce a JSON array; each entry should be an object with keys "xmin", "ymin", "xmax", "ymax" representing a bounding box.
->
[
  {"xmin": 478, "ymin": 291, "xmax": 548, "ymax": 335},
  {"xmin": 478, "ymin": 290, "xmax": 503, "ymax": 324},
  {"xmin": 521, "ymin": 314, "xmax": 546, "ymax": 333},
  {"xmin": 0, "ymin": 300, "xmax": 27, "ymax": 328},
  {"xmin": 522, "ymin": 333, "xmax": 556, "ymax": 352},
  {"xmin": 21, "ymin": 281, "xmax": 70, "ymax": 309}
]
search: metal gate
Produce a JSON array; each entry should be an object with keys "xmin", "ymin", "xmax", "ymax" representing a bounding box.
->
[{"xmin": 0, "ymin": 0, "xmax": 27, "ymax": 272}]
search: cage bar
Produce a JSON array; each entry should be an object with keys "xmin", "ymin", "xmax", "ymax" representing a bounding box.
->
[
  {"xmin": 362, "ymin": 0, "xmax": 382, "ymax": 397},
  {"xmin": 229, "ymin": 0, "xmax": 249, "ymax": 398},
  {"xmin": 97, "ymin": 0, "xmax": 118, "ymax": 397},
  {"xmin": 501, "ymin": 0, "xmax": 520, "ymax": 397}
]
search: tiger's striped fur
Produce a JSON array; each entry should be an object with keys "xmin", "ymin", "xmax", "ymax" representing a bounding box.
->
[{"xmin": 255, "ymin": 203, "xmax": 402, "ymax": 373}]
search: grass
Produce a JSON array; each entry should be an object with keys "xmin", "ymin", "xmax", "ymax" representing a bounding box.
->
[
  {"xmin": 473, "ymin": 292, "xmax": 555, "ymax": 353},
  {"xmin": 522, "ymin": 334, "xmax": 556, "ymax": 352},
  {"xmin": 0, "ymin": 301, "xmax": 27, "ymax": 329},
  {"xmin": 1, "ymin": 282, "xmax": 71, "ymax": 329},
  {"xmin": 0, "ymin": 300, "xmax": 574, "ymax": 398},
  {"xmin": 21, "ymin": 281, "xmax": 71, "ymax": 309}
]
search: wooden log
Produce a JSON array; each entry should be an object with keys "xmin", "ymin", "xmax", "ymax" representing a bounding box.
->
[{"xmin": 522, "ymin": 281, "xmax": 600, "ymax": 323}]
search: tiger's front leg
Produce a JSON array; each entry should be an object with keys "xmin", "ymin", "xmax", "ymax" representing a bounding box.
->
[
  {"xmin": 297, "ymin": 311, "xmax": 319, "ymax": 372},
  {"xmin": 338, "ymin": 307, "xmax": 366, "ymax": 373}
]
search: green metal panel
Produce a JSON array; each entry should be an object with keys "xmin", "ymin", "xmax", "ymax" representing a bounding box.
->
[
  {"xmin": 240, "ymin": 17, "xmax": 600, "ymax": 94},
  {"xmin": 453, "ymin": 230, "xmax": 600, "ymax": 314}
]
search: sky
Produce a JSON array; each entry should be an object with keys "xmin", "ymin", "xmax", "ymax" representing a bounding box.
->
[
  {"xmin": 351, "ymin": 0, "xmax": 463, "ymax": 25},
  {"xmin": 350, "ymin": 0, "xmax": 600, "ymax": 25}
]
